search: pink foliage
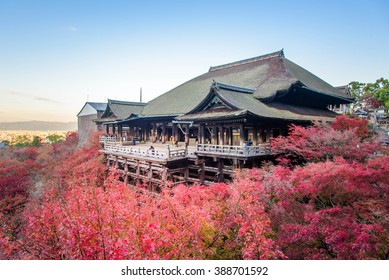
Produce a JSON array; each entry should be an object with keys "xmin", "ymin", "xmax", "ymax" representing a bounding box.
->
[
  {"xmin": 1, "ymin": 122, "xmax": 388, "ymax": 260},
  {"xmin": 261, "ymin": 158, "xmax": 389, "ymax": 259},
  {"xmin": 272, "ymin": 116, "xmax": 381, "ymax": 164},
  {"xmin": 0, "ymin": 159, "xmax": 30, "ymax": 198},
  {"xmin": 16, "ymin": 172, "xmax": 282, "ymax": 259},
  {"xmin": 330, "ymin": 115, "xmax": 370, "ymax": 138}
]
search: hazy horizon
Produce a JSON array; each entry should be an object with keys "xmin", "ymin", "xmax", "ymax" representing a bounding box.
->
[{"xmin": 0, "ymin": 120, "xmax": 77, "ymax": 131}]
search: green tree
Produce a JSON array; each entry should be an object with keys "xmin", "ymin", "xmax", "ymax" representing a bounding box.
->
[
  {"xmin": 349, "ymin": 78, "xmax": 389, "ymax": 110},
  {"xmin": 364, "ymin": 78, "xmax": 389, "ymax": 109},
  {"xmin": 348, "ymin": 81, "xmax": 365, "ymax": 109},
  {"xmin": 12, "ymin": 135, "xmax": 31, "ymax": 147},
  {"xmin": 46, "ymin": 134, "xmax": 64, "ymax": 144},
  {"xmin": 31, "ymin": 136, "xmax": 42, "ymax": 147}
]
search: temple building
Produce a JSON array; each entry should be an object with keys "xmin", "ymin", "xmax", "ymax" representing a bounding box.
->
[{"xmin": 92, "ymin": 50, "xmax": 353, "ymax": 189}]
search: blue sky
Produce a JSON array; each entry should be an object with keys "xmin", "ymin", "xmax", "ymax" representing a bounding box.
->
[{"xmin": 0, "ymin": 0, "xmax": 388, "ymax": 122}]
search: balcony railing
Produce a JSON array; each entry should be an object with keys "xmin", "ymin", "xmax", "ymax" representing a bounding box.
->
[
  {"xmin": 100, "ymin": 135, "xmax": 118, "ymax": 143},
  {"xmin": 196, "ymin": 143, "xmax": 271, "ymax": 157},
  {"xmin": 103, "ymin": 143, "xmax": 190, "ymax": 160},
  {"xmin": 102, "ymin": 141, "xmax": 271, "ymax": 161}
]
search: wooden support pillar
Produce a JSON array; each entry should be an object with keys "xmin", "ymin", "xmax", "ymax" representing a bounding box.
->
[
  {"xmin": 228, "ymin": 127, "xmax": 233, "ymax": 145},
  {"xmin": 197, "ymin": 124, "xmax": 201, "ymax": 144},
  {"xmin": 124, "ymin": 159, "xmax": 128, "ymax": 185},
  {"xmin": 266, "ymin": 129, "xmax": 271, "ymax": 142},
  {"xmin": 155, "ymin": 124, "xmax": 160, "ymax": 141},
  {"xmin": 143, "ymin": 127, "xmax": 147, "ymax": 142},
  {"xmin": 114, "ymin": 156, "xmax": 119, "ymax": 169},
  {"xmin": 252, "ymin": 126, "xmax": 258, "ymax": 146},
  {"xmin": 184, "ymin": 167, "xmax": 189, "ymax": 184},
  {"xmin": 184, "ymin": 124, "xmax": 190, "ymax": 145},
  {"xmin": 199, "ymin": 123, "xmax": 205, "ymax": 144},
  {"xmin": 106, "ymin": 157, "xmax": 110, "ymax": 167},
  {"xmin": 136, "ymin": 160, "xmax": 140, "ymax": 185},
  {"xmin": 217, "ymin": 158, "xmax": 224, "ymax": 182},
  {"xmin": 106, "ymin": 125, "xmax": 109, "ymax": 134},
  {"xmin": 173, "ymin": 123, "xmax": 178, "ymax": 143},
  {"xmin": 161, "ymin": 167, "xmax": 168, "ymax": 182},
  {"xmin": 161, "ymin": 122, "xmax": 166, "ymax": 143},
  {"xmin": 219, "ymin": 125, "xmax": 224, "ymax": 146},
  {"xmin": 145, "ymin": 127, "xmax": 150, "ymax": 142},
  {"xmin": 152, "ymin": 122, "xmax": 157, "ymax": 142},
  {"xmin": 239, "ymin": 123, "xmax": 245, "ymax": 146},
  {"xmin": 211, "ymin": 127, "xmax": 218, "ymax": 145},
  {"xmin": 258, "ymin": 128, "xmax": 264, "ymax": 143},
  {"xmin": 118, "ymin": 125, "xmax": 123, "ymax": 139},
  {"xmin": 199, "ymin": 162, "xmax": 205, "ymax": 185},
  {"xmin": 112, "ymin": 125, "xmax": 116, "ymax": 135},
  {"xmin": 148, "ymin": 162, "xmax": 153, "ymax": 189}
]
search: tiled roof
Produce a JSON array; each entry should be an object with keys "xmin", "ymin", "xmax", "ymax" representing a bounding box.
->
[
  {"xmin": 177, "ymin": 82, "xmax": 338, "ymax": 122},
  {"xmin": 101, "ymin": 99, "xmax": 147, "ymax": 120},
  {"xmin": 77, "ymin": 102, "xmax": 107, "ymax": 116},
  {"xmin": 141, "ymin": 50, "xmax": 352, "ymax": 117},
  {"xmin": 88, "ymin": 102, "xmax": 107, "ymax": 111}
]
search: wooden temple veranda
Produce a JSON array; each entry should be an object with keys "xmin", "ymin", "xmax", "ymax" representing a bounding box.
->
[{"xmin": 92, "ymin": 50, "xmax": 353, "ymax": 190}]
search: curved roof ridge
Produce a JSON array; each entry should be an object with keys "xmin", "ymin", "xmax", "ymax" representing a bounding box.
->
[
  {"xmin": 108, "ymin": 99, "xmax": 147, "ymax": 106},
  {"xmin": 282, "ymin": 58, "xmax": 353, "ymax": 100},
  {"xmin": 209, "ymin": 49, "xmax": 284, "ymax": 72},
  {"xmin": 212, "ymin": 80, "xmax": 256, "ymax": 94}
]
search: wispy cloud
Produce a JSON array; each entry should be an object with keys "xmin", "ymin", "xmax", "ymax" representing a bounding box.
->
[
  {"xmin": 68, "ymin": 25, "xmax": 78, "ymax": 32},
  {"xmin": 8, "ymin": 91, "xmax": 62, "ymax": 104}
]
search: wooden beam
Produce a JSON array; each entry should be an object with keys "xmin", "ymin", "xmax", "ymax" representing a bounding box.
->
[
  {"xmin": 168, "ymin": 167, "xmax": 187, "ymax": 174},
  {"xmin": 188, "ymin": 165, "xmax": 234, "ymax": 175}
]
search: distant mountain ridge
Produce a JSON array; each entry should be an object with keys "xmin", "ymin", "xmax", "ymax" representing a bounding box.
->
[{"xmin": 0, "ymin": 121, "xmax": 77, "ymax": 131}]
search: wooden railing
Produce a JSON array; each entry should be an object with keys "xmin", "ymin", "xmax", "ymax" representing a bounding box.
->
[
  {"xmin": 103, "ymin": 143, "xmax": 190, "ymax": 160},
  {"xmin": 196, "ymin": 143, "xmax": 271, "ymax": 157},
  {"xmin": 102, "ymin": 142, "xmax": 271, "ymax": 160},
  {"xmin": 100, "ymin": 135, "xmax": 118, "ymax": 143}
]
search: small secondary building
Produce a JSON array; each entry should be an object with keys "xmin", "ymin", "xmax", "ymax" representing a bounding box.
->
[{"xmin": 77, "ymin": 102, "xmax": 107, "ymax": 142}]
